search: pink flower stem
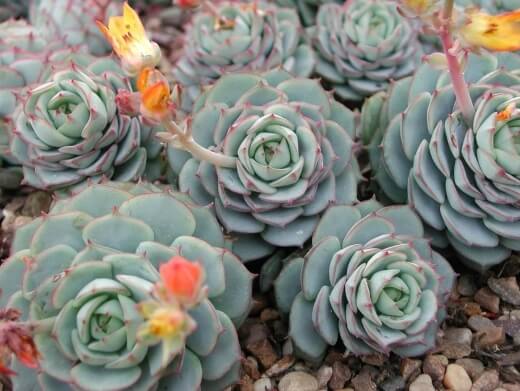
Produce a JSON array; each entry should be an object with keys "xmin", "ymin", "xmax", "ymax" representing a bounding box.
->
[{"xmin": 440, "ymin": 0, "xmax": 475, "ymax": 123}]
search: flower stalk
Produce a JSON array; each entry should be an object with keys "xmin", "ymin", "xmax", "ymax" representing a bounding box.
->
[
  {"xmin": 440, "ymin": 0, "xmax": 475, "ymax": 123},
  {"xmin": 158, "ymin": 120, "xmax": 237, "ymax": 168}
]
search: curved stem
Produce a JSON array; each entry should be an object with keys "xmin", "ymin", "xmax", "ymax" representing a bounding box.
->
[
  {"xmin": 440, "ymin": 0, "xmax": 475, "ymax": 123},
  {"xmin": 163, "ymin": 121, "xmax": 237, "ymax": 168}
]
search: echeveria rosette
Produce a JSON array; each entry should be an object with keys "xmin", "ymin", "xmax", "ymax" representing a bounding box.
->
[
  {"xmin": 173, "ymin": 1, "xmax": 316, "ymax": 111},
  {"xmin": 9, "ymin": 64, "xmax": 159, "ymax": 191},
  {"xmin": 168, "ymin": 69, "xmax": 360, "ymax": 262},
  {"xmin": 274, "ymin": 0, "xmax": 342, "ymax": 26},
  {"xmin": 308, "ymin": 0, "xmax": 422, "ymax": 102},
  {"xmin": 360, "ymin": 52, "xmax": 520, "ymax": 271},
  {"xmin": 30, "ymin": 0, "xmax": 121, "ymax": 56},
  {"xmin": 0, "ymin": 181, "xmax": 253, "ymax": 391},
  {"xmin": 274, "ymin": 200, "xmax": 456, "ymax": 360}
]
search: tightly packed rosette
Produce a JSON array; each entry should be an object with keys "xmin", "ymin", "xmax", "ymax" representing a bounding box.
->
[
  {"xmin": 0, "ymin": 182, "xmax": 253, "ymax": 391},
  {"xmin": 168, "ymin": 69, "xmax": 360, "ymax": 261},
  {"xmin": 30, "ymin": 0, "xmax": 120, "ymax": 56},
  {"xmin": 274, "ymin": 199, "xmax": 455, "ymax": 360},
  {"xmin": 360, "ymin": 52, "xmax": 520, "ymax": 271},
  {"xmin": 275, "ymin": 0, "xmax": 342, "ymax": 26},
  {"xmin": 9, "ymin": 61, "xmax": 162, "ymax": 191},
  {"xmin": 173, "ymin": 1, "xmax": 316, "ymax": 110},
  {"xmin": 308, "ymin": 0, "xmax": 421, "ymax": 101}
]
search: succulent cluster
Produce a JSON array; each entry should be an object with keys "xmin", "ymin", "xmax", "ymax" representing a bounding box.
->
[
  {"xmin": 30, "ymin": 0, "xmax": 121, "ymax": 56},
  {"xmin": 0, "ymin": 181, "xmax": 253, "ymax": 390},
  {"xmin": 308, "ymin": 0, "xmax": 422, "ymax": 102},
  {"xmin": 168, "ymin": 69, "xmax": 360, "ymax": 261},
  {"xmin": 275, "ymin": 200, "xmax": 456, "ymax": 360},
  {"xmin": 360, "ymin": 52, "xmax": 520, "ymax": 271},
  {"xmin": 173, "ymin": 1, "xmax": 316, "ymax": 110},
  {"xmin": 8, "ymin": 58, "xmax": 164, "ymax": 191},
  {"xmin": 3, "ymin": 0, "xmax": 520, "ymax": 386}
]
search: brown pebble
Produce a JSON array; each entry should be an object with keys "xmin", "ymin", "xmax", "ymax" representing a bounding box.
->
[
  {"xmin": 360, "ymin": 353, "xmax": 386, "ymax": 367},
  {"xmin": 488, "ymin": 277, "xmax": 520, "ymax": 306},
  {"xmin": 443, "ymin": 364, "xmax": 472, "ymax": 391},
  {"xmin": 470, "ymin": 369, "xmax": 499, "ymax": 391},
  {"xmin": 328, "ymin": 361, "xmax": 351, "ymax": 390},
  {"xmin": 474, "ymin": 326, "xmax": 506, "ymax": 348},
  {"xmin": 351, "ymin": 368, "xmax": 376, "ymax": 391},
  {"xmin": 455, "ymin": 359, "xmax": 484, "ymax": 381},
  {"xmin": 260, "ymin": 308, "xmax": 280, "ymax": 322},
  {"xmin": 474, "ymin": 287, "xmax": 500, "ymax": 313},
  {"xmin": 400, "ymin": 358, "xmax": 422, "ymax": 381},
  {"xmin": 422, "ymin": 354, "xmax": 448, "ymax": 383}
]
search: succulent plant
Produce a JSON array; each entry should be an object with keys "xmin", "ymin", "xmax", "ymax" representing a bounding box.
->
[
  {"xmin": 308, "ymin": 0, "xmax": 422, "ymax": 102},
  {"xmin": 0, "ymin": 181, "xmax": 253, "ymax": 390},
  {"xmin": 275, "ymin": 0, "xmax": 342, "ymax": 26},
  {"xmin": 30, "ymin": 0, "xmax": 121, "ymax": 56},
  {"xmin": 274, "ymin": 199, "xmax": 456, "ymax": 360},
  {"xmin": 173, "ymin": 1, "xmax": 316, "ymax": 111},
  {"xmin": 168, "ymin": 69, "xmax": 360, "ymax": 261},
  {"xmin": 0, "ymin": 20, "xmax": 55, "ymax": 190},
  {"xmin": 0, "ymin": 0, "xmax": 30, "ymax": 22},
  {"xmin": 360, "ymin": 52, "xmax": 520, "ymax": 271},
  {"xmin": 9, "ymin": 58, "xmax": 163, "ymax": 191}
]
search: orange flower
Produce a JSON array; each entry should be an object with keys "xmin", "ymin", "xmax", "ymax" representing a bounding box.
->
[
  {"xmin": 159, "ymin": 256, "xmax": 205, "ymax": 307},
  {"xmin": 137, "ymin": 67, "xmax": 173, "ymax": 121},
  {"xmin": 96, "ymin": 2, "xmax": 161, "ymax": 75},
  {"xmin": 457, "ymin": 9, "xmax": 520, "ymax": 52}
]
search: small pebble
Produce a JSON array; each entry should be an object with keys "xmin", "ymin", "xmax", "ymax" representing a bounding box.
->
[
  {"xmin": 253, "ymin": 377, "xmax": 272, "ymax": 391},
  {"xmin": 488, "ymin": 277, "xmax": 520, "ymax": 306},
  {"xmin": 422, "ymin": 354, "xmax": 448, "ymax": 383},
  {"xmin": 351, "ymin": 369, "xmax": 376, "ymax": 391},
  {"xmin": 328, "ymin": 361, "xmax": 351, "ymax": 390},
  {"xmin": 260, "ymin": 308, "xmax": 279, "ymax": 322},
  {"xmin": 400, "ymin": 358, "xmax": 422, "ymax": 381},
  {"xmin": 458, "ymin": 275, "xmax": 478, "ymax": 296},
  {"xmin": 443, "ymin": 364, "xmax": 472, "ymax": 391},
  {"xmin": 474, "ymin": 326, "xmax": 506, "ymax": 348},
  {"xmin": 468, "ymin": 315, "xmax": 495, "ymax": 332},
  {"xmin": 474, "ymin": 287, "xmax": 500, "ymax": 313},
  {"xmin": 380, "ymin": 376, "xmax": 405, "ymax": 391},
  {"xmin": 470, "ymin": 369, "xmax": 499, "ymax": 391},
  {"xmin": 315, "ymin": 365, "xmax": 332, "ymax": 388},
  {"xmin": 409, "ymin": 374, "xmax": 435, "ymax": 391},
  {"xmin": 278, "ymin": 371, "xmax": 318, "ymax": 391},
  {"xmin": 455, "ymin": 358, "xmax": 484, "ymax": 381},
  {"xmin": 444, "ymin": 327, "xmax": 473, "ymax": 346}
]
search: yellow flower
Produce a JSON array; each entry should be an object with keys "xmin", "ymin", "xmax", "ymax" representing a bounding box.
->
[
  {"xmin": 457, "ymin": 9, "xmax": 520, "ymax": 52},
  {"xmin": 137, "ymin": 67, "xmax": 173, "ymax": 122},
  {"xmin": 96, "ymin": 2, "xmax": 161, "ymax": 75},
  {"xmin": 399, "ymin": 0, "xmax": 438, "ymax": 16},
  {"xmin": 138, "ymin": 302, "xmax": 197, "ymax": 364}
]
